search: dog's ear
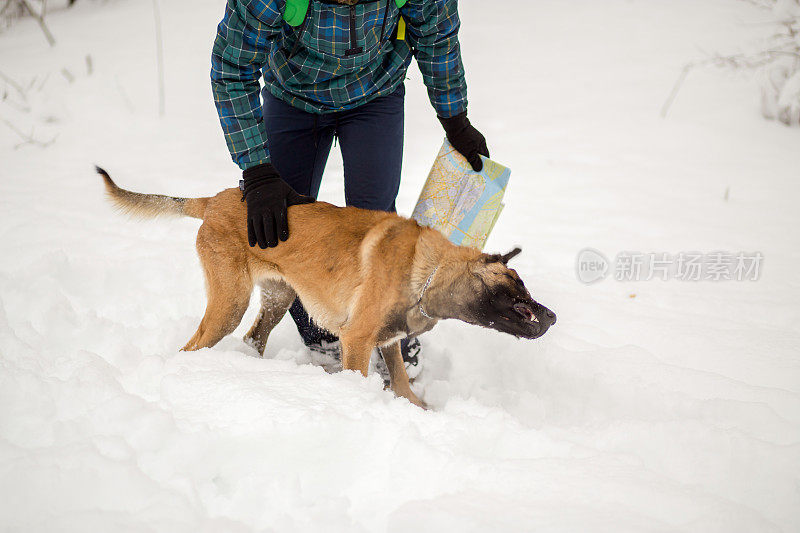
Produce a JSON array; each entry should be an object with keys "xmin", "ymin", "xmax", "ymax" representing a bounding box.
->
[
  {"xmin": 481, "ymin": 247, "xmax": 522, "ymax": 265},
  {"xmin": 500, "ymin": 247, "xmax": 522, "ymax": 264}
]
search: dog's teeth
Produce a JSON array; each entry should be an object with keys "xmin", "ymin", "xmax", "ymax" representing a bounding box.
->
[{"xmin": 530, "ymin": 314, "xmax": 538, "ymax": 323}]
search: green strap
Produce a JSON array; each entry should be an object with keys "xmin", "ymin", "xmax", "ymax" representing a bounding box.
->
[
  {"xmin": 283, "ymin": 0, "xmax": 406, "ymax": 27},
  {"xmin": 283, "ymin": 0, "xmax": 309, "ymax": 26}
]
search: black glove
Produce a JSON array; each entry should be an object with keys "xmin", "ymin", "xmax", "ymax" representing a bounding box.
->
[
  {"xmin": 438, "ymin": 112, "xmax": 490, "ymax": 172},
  {"xmin": 240, "ymin": 163, "xmax": 314, "ymax": 249}
]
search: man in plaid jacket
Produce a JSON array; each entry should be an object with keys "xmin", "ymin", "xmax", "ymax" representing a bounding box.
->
[{"xmin": 211, "ymin": 0, "xmax": 489, "ymax": 374}]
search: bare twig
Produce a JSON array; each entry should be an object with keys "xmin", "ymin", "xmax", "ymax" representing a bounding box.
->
[
  {"xmin": 114, "ymin": 75, "xmax": 136, "ymax": 112},
  {"xmin": 661, "ymin": 49, "xmax": 800, "ymax": 118},
  {"xmin": 0, "ymin": 69, "xmax": 26, "ymax": 100},
  {"xmin": 736, "ymin": 0, "xmax": 778, "ymax": 9},
  {"xmin": 764, "ymin": 49, "xmax": 800, "ymax": 59},
  {"xmin": 740, "ymin": 16, "xmax": 800, "ymax": 27},
  {"xmin": 0, "ymin": 0, "xmax": 15, "ymax": 18},
  {"xmin": 152, "ymin": 0, "xmax": 165, "ymax": 116},
  {"xmin": 661, "ymin": 63, "xmax": 694, "ymax": 118},
  {"xmin": 2, "ymin": 119, "xmax": 57, "ymax": 149},
  {"xmin": 35, "ymin": 72, "xmax": 49, "ymax": 91},
  {"xmin": 0, "ymin": 69, "xmax": 31, "ymax": 111},
  {"xmin": 18, "ymin": 0, "xmax": 56, "ymax": 46}
]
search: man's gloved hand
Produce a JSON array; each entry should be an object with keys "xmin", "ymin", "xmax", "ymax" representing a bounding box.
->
[
  {"xmin": 241, "ymin": 163, "xmax": 314, "ymax": 249},
  {"xmin": 438, "ymin": 112, "xmax": 490, "ymax": 172}
]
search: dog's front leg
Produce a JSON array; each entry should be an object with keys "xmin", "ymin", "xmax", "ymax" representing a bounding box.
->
[
  {"xmin": 339, "ymin": 327, "xmax": 376, "ymax": 378},
  {"xmin": 380, "ymin": 342, "xmax": 426, "ymax": 409}
]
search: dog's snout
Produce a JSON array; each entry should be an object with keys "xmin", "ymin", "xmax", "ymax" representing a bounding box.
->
[{"xmin": 532, "ymin": 304, "xmax": 556, "ymax": 330}]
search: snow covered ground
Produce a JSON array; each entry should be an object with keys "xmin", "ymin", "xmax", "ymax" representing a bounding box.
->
[{"xmin": 1, "ymin": 0, "xmax": 799, "ymax": 531}]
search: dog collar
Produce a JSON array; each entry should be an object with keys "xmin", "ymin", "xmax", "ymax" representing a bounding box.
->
[{"xmin": 417, "ymin": 266, "xmax": 438, "ymax": 320}]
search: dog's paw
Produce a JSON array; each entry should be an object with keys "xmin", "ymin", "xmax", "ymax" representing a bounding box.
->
[{"xmin": 404, "ymin": 393, "xmax": 428, "ymax": 410}]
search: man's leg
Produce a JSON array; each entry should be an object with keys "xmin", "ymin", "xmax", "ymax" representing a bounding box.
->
[
  {"xmin": 262, "ymin": 90, "xmax": 337, "ymax": 346},
  {"xmin": 262, "ymin": 90, "xmax": 334, "ymax": 199},
  {"xmin": 336, "ymin": 84, "xmax": 405, "ymax": 211},
  {"xmin": 335, "ymin": 84, "xmax": 423, "ymax": 377}
]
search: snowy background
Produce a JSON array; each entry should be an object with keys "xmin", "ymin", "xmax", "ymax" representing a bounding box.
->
[{"xmin": 1, "ymin": 0, "xmax": 799, "ymax": 531}]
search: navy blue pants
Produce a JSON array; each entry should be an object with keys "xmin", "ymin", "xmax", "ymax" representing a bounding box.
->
[{"xmin": 262, "ymin": 85, "xmax": 405, "ymax": 345}]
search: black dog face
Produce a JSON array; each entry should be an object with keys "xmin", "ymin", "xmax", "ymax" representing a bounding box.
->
[{"xmin": 465, "ymin": 248, "xmax": 556, "ymax": 339}]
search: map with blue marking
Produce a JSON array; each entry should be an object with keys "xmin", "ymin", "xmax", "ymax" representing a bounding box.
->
[{"xmin": 412, "ymin": 139, "xmax": 511, "ymax": 249}]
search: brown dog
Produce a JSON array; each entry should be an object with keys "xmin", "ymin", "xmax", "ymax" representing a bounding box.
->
[{"xmin": 98, "ymin": 167, "xmax": 556, "ymax": 408}]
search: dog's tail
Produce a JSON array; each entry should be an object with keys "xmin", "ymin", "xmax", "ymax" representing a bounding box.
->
[{"xmin": 96, "ymin": 166, "xmax": 209, "ymax": 220}]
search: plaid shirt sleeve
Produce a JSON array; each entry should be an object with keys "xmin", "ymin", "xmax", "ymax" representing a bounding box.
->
[
  {"xmin": 211, "ymin": 0, "xmax": 282, "ymax": 170},
  {"xmin": 402, "ymin": 0, "xmax": 467, "ymax": 119}
]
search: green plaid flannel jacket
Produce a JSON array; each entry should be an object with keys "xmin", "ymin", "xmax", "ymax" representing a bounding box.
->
[{"xmin": 211, "ymin": 0, "xmax": 468, "ymax": 170}]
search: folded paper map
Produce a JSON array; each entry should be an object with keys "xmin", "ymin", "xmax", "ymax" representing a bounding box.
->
[{"xmin": 411, "ymin": 139, "xmax": 511, "ymax": 250}]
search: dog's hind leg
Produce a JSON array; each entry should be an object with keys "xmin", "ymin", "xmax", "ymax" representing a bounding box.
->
[
  {"xmin": 182, "ymin": 234, "xmax": 252, "ymax": 352},
  {"xmin": 244, "ymin": 279, "xmax": 296, "ymax": 356},
  {"xmin": 379, "ymin": 342, "xmax": 426, "ymax": 409}
]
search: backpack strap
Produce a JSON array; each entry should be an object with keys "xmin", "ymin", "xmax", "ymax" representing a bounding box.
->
[
  {"xmin": 286, "ymin": 1, "xmax": 312, "ymax": 58},
  {"xmin": 395, "ymin": 16, "xmax": 405, "ymax": 40},
  {"xmin": 284, "ymin": 0, "xmax": 406, "ymax": 41},
  {"xmin": 284, "ymin": 0, "xmax": 402, "ymax": 26},
  {"xmin": 378, "ymin": 0, "xmax": 407, "ymax": 42},
  {"xmin": 283, "ymin": 0, "xmax": 310, "ymax": 26},
  {"xmin": 393, "ymin": 0, "xmax": 407, "ymax": 41}
]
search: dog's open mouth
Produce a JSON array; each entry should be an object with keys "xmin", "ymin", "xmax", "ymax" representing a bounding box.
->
[{"xmin": 513, "ymin": 302, "xmax": 537, "ymax": 322}]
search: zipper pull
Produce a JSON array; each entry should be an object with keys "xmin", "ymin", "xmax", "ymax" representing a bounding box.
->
[{"xmin": 344, "ymin": 5, "xmax": 363, "ymax": 57}]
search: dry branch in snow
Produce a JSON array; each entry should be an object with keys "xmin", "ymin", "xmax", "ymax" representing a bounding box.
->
[
  {"xmin": 663, "ymin": 0, "xmax": 800, "ymax": 125},
  {"xmin": 2, "ymin": 119, "xmax": 57, "ymax": 149}
]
